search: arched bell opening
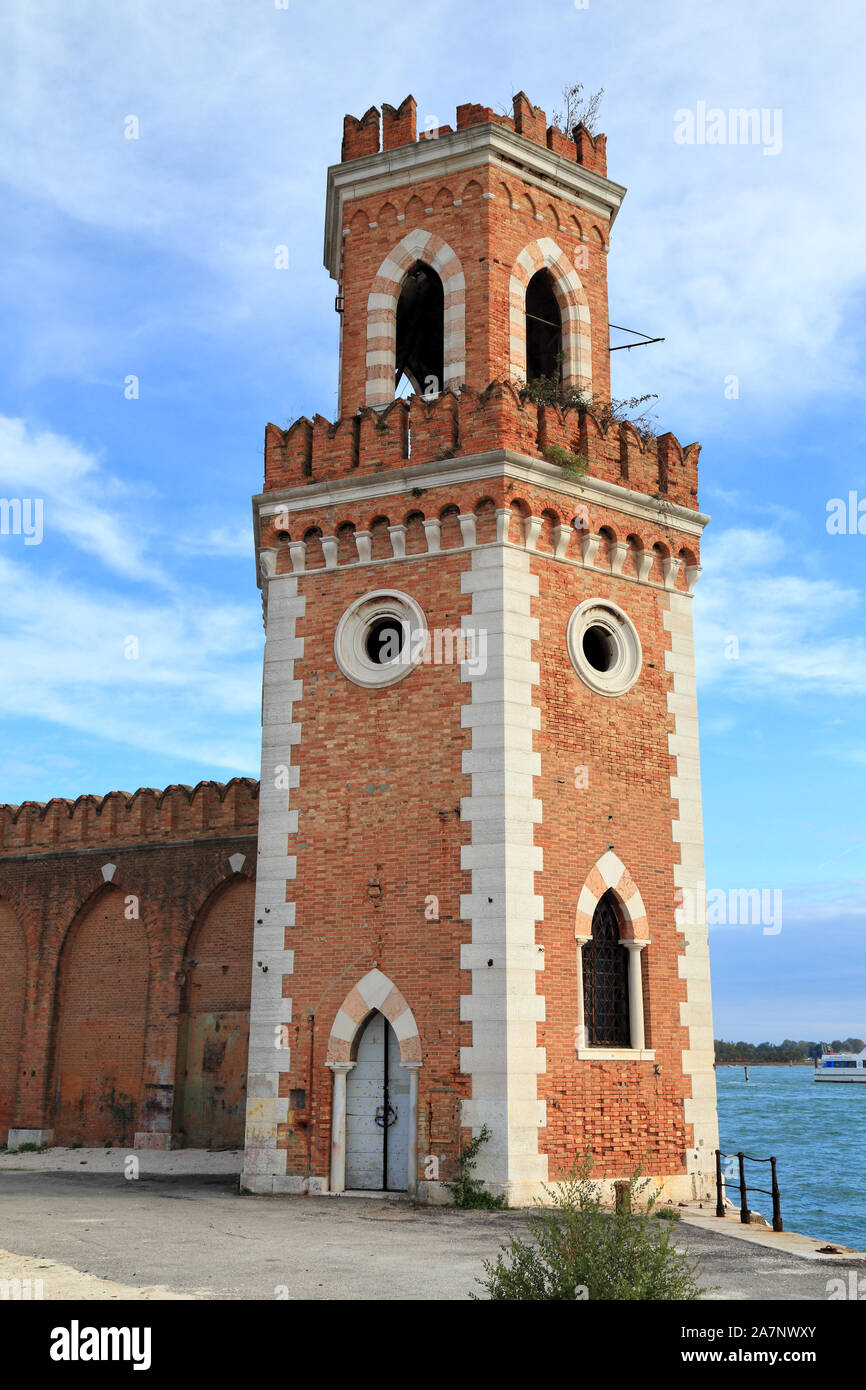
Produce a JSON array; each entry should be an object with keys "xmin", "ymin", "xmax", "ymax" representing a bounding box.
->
[
  {"xmin": 526, "ymin": 268, "xmax": 562, "ymax": 383},
  {"xmin": 395, "ymin": 261, "xmax": 444, "ymax": 398}
]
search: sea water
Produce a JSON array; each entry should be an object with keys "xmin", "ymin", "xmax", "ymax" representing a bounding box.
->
[{"xmin": 715, "ymin": 1065, "xmax": 866, "ymax": 1250}]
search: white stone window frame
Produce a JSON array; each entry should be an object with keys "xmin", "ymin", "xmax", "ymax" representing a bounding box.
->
[
  {"xmin": 334, "ymin": 589, "xmax": 428, "ymax": 689},
  {"xmin": 566, "ymin": 597, "xmax": 642, "ymax": 697},
  {"xmin": 509, "ymin": 237, "xmax": 592, "ymax": 397},
  {"xmin": 574, "ymin": 851, "xmax": 654, "ymax": 1061},
  {"xmin": 365, "ymin": 229, "xmax": 466, "ymax": 408}
]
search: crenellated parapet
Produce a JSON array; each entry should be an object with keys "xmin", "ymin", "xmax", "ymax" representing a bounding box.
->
[
  {"xmin": 341, "ymin": 91, "xmax": 607, "ymax": 176},
  {"xmin": 0, "ymin": 777, "xmax": 260, "ymax": 857},
  {"xmin": 263, "ymin": 382, "xmax": 700, "ymax": 509}
]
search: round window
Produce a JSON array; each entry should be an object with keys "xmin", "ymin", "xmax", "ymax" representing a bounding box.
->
[
  {"xmin": 334, "ymin": 590, "xmax": 427, "ymax": 689},
  {"xmin": 566, "ymin": 599, "xmax": 642, "ymax": 696}
]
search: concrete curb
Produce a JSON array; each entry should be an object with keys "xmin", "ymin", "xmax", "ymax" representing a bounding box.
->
[{"xmin": 677, "ymin": 1205, "xmax": 866, "ymax": 1263}]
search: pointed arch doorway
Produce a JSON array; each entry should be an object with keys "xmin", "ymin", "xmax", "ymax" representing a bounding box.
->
[
  {"xmin": 326, "ymin": 968, "xmax": 422, "ymax": 1195},
  {"xmin": 345, "ymin": 1012, "xmax": 410, "ymax": 1191}
]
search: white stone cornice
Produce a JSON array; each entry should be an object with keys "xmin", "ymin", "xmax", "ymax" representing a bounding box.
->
[
  {"xmin": 324, "ymin": 122, "xmax": 627, "ymax": 277},
  {"xmin": 253, "ymin": 449, "xmax": 709, "ymax": 588}
]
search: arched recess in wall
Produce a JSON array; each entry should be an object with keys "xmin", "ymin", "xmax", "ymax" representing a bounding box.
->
[
  {"xmin": 173, "ymin": 874, "xmax": 255, "ymax": 1150},
  {"xmin": 509, "ymin": 237, "xmax": 591, "ymax": 397},
  {"xmin": 366, "ymin": 229, "xmax": 465, "ymax": 407},
  {"xmin": 0, "ymin": 896, "xmax": 27, "ymax": 1143},
  {"xmin": 52, "ymin": 884, "xmax": 149, "ymax": 1146}
]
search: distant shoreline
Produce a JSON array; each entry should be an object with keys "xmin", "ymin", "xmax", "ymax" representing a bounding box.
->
[{"xmin": 717, "ymin": 1060, "xmax": 814, "ymax": 1067}]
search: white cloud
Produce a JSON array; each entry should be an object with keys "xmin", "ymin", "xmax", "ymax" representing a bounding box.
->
[
  {"xmin": 694, "ymin": 524, "xmax": 866, "ymax": 694},
  {"xmin": 1, "ymin": 0, "xmax": 864, "ymax": 421},
  {"xmin": 0, "ymin": 415, "xmax": 167, "ymax": 583},
  {"xmin": 0, "ymin": 550, "xmax": 261, "ymax": 773},
  {"xmin": 0, "ymin": 411, "xmax": 262, "ymax": 773}
]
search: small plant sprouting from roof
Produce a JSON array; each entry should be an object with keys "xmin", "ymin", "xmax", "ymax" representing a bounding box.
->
[
  {"xmin": 551, "ymin": 82, "xmax": 605, "ymax": 137},
  {"xmin": 518, "ymin": 374, "xmax": 659, "ymax": 441},
  {"xmin": 543, "ymin": 443, "xmax": 589, "ymax": 478}
]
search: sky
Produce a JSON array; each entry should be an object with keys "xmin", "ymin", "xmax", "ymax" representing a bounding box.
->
[{"xmin": 1, "ymin": 0, "xmax": 864, "ymax": 1042}]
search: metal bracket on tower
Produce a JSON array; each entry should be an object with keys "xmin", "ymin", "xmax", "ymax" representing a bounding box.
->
[{"xmin": 608, "ymin": 322, "xmax": 665, "ymax": 352}]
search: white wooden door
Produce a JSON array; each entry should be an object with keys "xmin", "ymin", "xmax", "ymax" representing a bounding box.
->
[{"xmin": 345, "ymin": 1012, "xmax": 409, "ymax": 1191}]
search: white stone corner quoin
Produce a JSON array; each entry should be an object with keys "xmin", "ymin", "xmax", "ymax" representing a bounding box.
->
[
  {"xmin": 242, "ymin": 570, "xmax": 303, "ymax": 1194},
  {"xmin": 458, "ymin": 541, "xmax": 547, "ymax": 1203},
  {"xmin": 664, "ymin": 591, "xmax": 719, "ymax": 1197}
]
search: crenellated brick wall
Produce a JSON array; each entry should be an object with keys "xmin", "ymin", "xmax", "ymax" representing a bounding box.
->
[
  {"xmin": 263, "ymin": 383, "xmax": 701, "ymax": 509},
  {"xmin": 0, "ymin": 781, "xmax": 258, "ymax": 1149},
  {"xmin": 0, "ymin": 777, "xmax": 259, "ymax": 856},
  {"xmin": 342, "ymin": 91, "xmax": 608, "ymax": 177}
]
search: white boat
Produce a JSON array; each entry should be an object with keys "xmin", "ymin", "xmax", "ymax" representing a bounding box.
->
[{"xmin": 814, "ymin": 1047, "xmax": 866, "ymax": 1082}]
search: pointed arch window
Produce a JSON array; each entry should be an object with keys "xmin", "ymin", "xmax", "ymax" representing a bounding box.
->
[
  {"xmin": 583, "ymin": 891, "xmax": 631, "ymax": 1047},
  {"xmin": 525, "ymin": 268, "xmax": 562, "ymax": 383},
  {"xmin": 395, "ymin": 261, "xmax": 444, "ymax": 398}
]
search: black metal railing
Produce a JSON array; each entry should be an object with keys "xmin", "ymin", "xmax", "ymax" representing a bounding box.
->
[{"xmin": 715, "ymin": 1148, "xmax": 783, "ymax": 1232}]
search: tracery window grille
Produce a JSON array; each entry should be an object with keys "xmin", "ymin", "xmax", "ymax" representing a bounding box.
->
[{"xmin": 583, "ymin": 891, "xmax": 630, "ymax": 1046}]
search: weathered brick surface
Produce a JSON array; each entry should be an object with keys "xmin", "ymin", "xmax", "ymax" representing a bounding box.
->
[
  {"xmin": 267, "ymin": 544, "xmax": 475, "ymax": 1183},
  {"xmin": 263, "ymin": 387, "xmax": 700, "ymax": 509},
  {"xmin": 0, "ymin": 781, "xmax": 257, "ymax": 1146},
  {"xmin": 531, "ymin": 552, "xmax": 691, "ymax": 1176},
  {"xmin": 337, "ymin": 163, "xmax": 612, "ymax": 413}
]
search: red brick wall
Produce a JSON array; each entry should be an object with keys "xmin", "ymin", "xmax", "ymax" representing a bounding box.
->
[
  {"xmin": 0, "ymin": 898, "xmax": 27, "ymax": 1140},
  {"xmin": 52, "ymin": 884, "xmax": 149, "ymax": 1146},
  {"xmin": 531, "ymin": 554, "xmax": 691, "ymax": 1179},
  {"xmin": 182, "ymin": 876, "xmax": 256, "ymax": 1015},
  {"xmin": 270, "ymin": 540, "xmax": 475, "ymax": 1184},
  {"xmin": 0, "ymin": 780, "xmax": 257, "ymax": 1147},
  {"xmin": 174, "ymin": 876, "xmax": 255, "ymax": 1149},
  {"xmin": 337, "ymin": 163, "xmax": 611, "ymax": 415}
]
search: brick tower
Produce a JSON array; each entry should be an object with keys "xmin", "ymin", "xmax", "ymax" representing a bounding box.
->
[{"xmin": 241, "ymin": 92, "xmax": 719, "ymax": 1204}]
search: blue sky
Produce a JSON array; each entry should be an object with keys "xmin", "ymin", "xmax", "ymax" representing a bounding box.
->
[{"xmin": 1, "ymin": 0, "xmax": 865, "ymax": 1041}]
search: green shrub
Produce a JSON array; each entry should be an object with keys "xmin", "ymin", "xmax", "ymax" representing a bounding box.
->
[
  {"xmin": 446, "ymin": 1125, "xmax": 508, "ymax": 1210},
  {"xmin": 543, "ymin": 443, "xmax": 589, "ymax": 477},
  {"xmin": 655, "ymin": 1205, "xmax": 682, "ymax": 1222},
  {"xmin": 518, "ymin": 375, "xmax": 659, "ymax": 441},
  {"xmin": 475, "ymin": 1154, "xmax": 702, "ymax": 1300},
  {"xmin": 13, "ymin": 1142, "xmax": 43, "ymax": 1154}
]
